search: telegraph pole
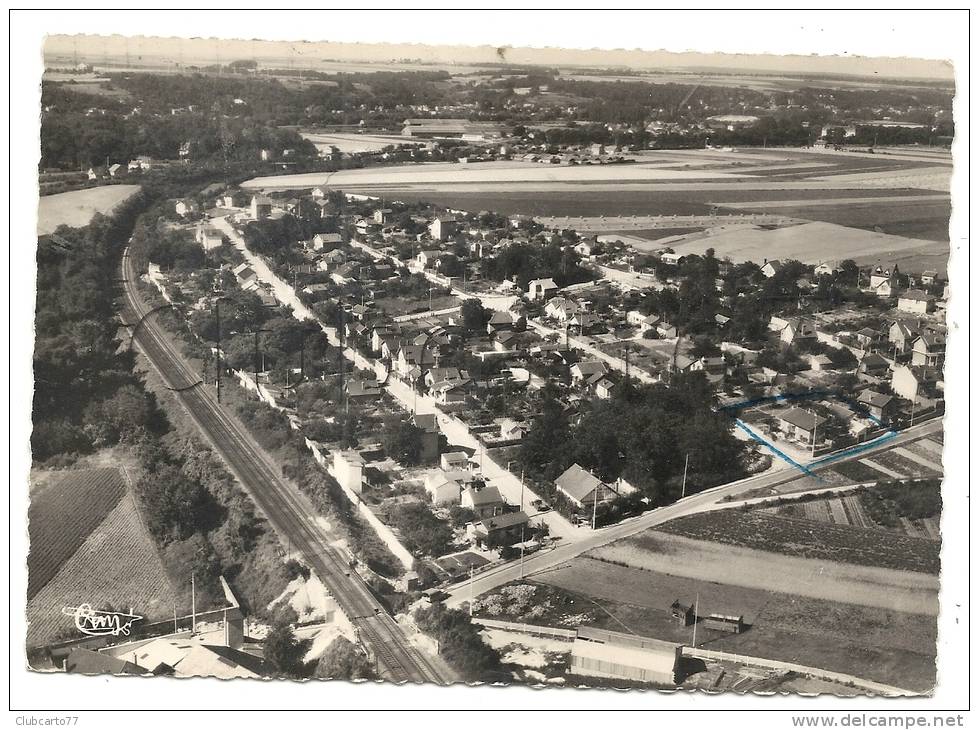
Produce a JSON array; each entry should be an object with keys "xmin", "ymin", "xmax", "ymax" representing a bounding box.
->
[
  {"xmin": 215, "ymin": 300, "xmax": 222, "ymax": 403},
  {"xmin": 681, "ymin": 452, "xmax": 690, "ymax": 499}
]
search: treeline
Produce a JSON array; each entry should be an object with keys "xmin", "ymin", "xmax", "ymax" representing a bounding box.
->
[
  {"xmin": 480, "ymin": 239, "xmax": 593, "ymax": 291},
  {"xmin": 33, "ymin": 193, "xmax": 153, "ymax": 460},
  {"xmin": 521, "ymin": 374, "xmax": 747, "ymax": 506},
  {"xmin": 32, "ymin": 201, "xmax": 290, "ymax": 614},
  {"xmin": 40, "ymin": 84, "xmax": 319, "ymax": 169}
]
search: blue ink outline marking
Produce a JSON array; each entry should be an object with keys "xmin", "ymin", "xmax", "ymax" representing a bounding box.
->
[{"xmin": 721, "ymin": 388, "xmax": 900, "ymax": 480}]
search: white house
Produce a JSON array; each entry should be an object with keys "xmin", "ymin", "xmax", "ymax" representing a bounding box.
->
[
  {"xmin": 527, "ymin": 278, "xmax": 559, "ymax": 301},
  {"xmin": 897, "ymin": 289, "xmax": 934, "ymax": 314},
  {"xmin": 333, "ymin": 450, "xmax": 364, "ymax": 495}
]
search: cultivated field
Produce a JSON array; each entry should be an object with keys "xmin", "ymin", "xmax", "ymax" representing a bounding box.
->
[
  {"xmin": 37, "ymin": 184, "xmax": 141, "ymax": 235},
  {"xmin": 668, "ymin": 220, "xmax": 946, "ymax": 272},
  {"xmin": 512, "ymin": 557, "xmax": 937, "ymax": 693},
  {"xmin": 654, "ymin": 510, "xmax": 940, "ymax": 576},
  {"xmin": 301, "ymin": 131, "xmax": 410, "ymax": 154},
  {"xmin": 28, "ymin": 468, "xmax": 128, "ymax": 599},
  {"xmin": 26, "ymin": 491, "xmax": 177, "ymax": 648},
  {"xmin": 589, "ymin": 529, "xmax": 938, "ymax": 614}
]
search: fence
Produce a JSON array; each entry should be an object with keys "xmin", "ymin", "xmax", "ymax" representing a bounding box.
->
[
  {"xmin": 470, "ymin": 617, "xmax": 576, "ymax": 640},
  {"xmin": 683, "ymin": 646, "xmax": 913, "ymax": 697}
]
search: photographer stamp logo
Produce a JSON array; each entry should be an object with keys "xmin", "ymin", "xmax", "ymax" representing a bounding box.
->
[{"xmin": 62, "ymin": 605, "xmax": 144, "ymax": 638}]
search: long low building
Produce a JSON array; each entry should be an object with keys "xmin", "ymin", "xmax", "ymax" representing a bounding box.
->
[
  {"xmin": 571, "ymin": 626, "xmax": 683, "ymax": 686},
  {"xmin": 402, "ymin": 118, "xmax": 505, "ymax": 141}
]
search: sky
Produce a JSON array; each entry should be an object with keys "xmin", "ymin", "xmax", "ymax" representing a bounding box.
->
[{"xmin": 43, "ymin": 33, "xmax": 953, "ymax": 82}]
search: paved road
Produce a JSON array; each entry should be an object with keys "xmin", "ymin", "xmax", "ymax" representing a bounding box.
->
[
  {"xmin": 217, "ymin": 217, "xmax": 581, "ymax": 543},
  {"xmin": 444, "ymin": 417, "xmax": 942, "ymax": 608},
  {"xmin": 121, "ymin": 243, "xmax": 452, "ymax": 685}
]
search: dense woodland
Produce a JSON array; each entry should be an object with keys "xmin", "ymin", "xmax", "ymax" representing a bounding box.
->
[{"xmin": 33, "ymin": 200, "xmax": 291, "ymax": 614}]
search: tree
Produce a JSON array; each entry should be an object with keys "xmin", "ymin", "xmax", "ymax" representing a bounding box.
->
[
  {"xmin": 382, "ymin": 417, "xmax": 425, "ymax": 466},
  {"xmin": 314, "ymin": 637, "xmax": 376, "ymax": 680},
  {"xmin": 460, "ymin": 299, "xmax": 489, "ymax": 332},
  {"xmin": 263, "ymin": 622, "xmax": 309, "ymax": 679}
]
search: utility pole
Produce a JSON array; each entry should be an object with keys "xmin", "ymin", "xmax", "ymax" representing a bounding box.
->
[
  {"xmin": 251, "ymin": 328, "xmax": 270, "ymax": 396},
  {"xmin": 592, "ymin": 482, "xmax": 600, "ymax": 530},
  {"xmin": 681, "ymin": 452, "xmax": 690, "ymax": 499},
  {"xmin": 191, "ymin": 574, "xmax": 197, "ymax": 634},
  {"xmin": 692, "ymin": 593, "xmax": 699, "ymax": 648},
  {"xmin": 519, "ymin": 524, "xmax": 526, "ymax": 579},
  {"xmin": 468, "ymin": 566, "xmax": 474, "ymax": 616},
  {"xmin": 215, "ymin": 299, "xmax": 222, "ymax": 403}
]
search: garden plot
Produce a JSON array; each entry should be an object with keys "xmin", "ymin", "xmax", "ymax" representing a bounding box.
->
[{"xmin": 37, "ymin": 185, "xmax": 141, "ymax": 235}]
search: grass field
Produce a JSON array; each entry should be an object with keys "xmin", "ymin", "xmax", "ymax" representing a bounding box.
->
[
  {"xmin": 668, "ymin": 220, "xmax": 946, "ymax": 272},
  {"xmin": 37, "ymin": 184, "xmax": 141, "ymax": 235},
  {"xmin": 589, "ymin": 529, "xmax": 937, "ymax": 614},
  {"xmin": 480, "ymin": 557, "xmax": 937, "ymax": 693},
  {"xmin": 656, "ymin": 509, "xmax": 940, "ymax": 575},
  {"xmin": 28, "ymin": 467, "xmax": 128, "ymax": 599},
  {"xmin": 26, "ymin": 492, "xmax": 177, "ymax": 648}
]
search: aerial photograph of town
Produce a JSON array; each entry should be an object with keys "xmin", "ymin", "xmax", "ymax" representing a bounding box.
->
[{"xmin": 16, "ymin": 12, "xmax": 967, "ymax": 718}]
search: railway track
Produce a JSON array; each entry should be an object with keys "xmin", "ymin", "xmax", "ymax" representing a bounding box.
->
[{"xmin": 120, "ymin": 247, "xmax": 451, "ymax": 685}]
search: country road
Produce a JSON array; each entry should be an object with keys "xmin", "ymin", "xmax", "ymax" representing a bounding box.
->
[{"xmin": 121, "ymin": 243, "xmax": 453, "ymax": 685}]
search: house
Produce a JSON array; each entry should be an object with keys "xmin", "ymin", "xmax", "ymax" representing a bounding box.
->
[
  {"xmin": 416, "ymin": 249, "xmax": 443, "ymax": 269},
  {"xmin": 570, "ymin": 360, "xmax": 608, "ymax": 386},
  {"xmin": 486, "ymin": 310, "xmax": 514, "ymax": 333},
  {"xmin": 627, "ymin": 310, "xmax": 659, "ymax": 328},
  {"xmin": 858, "ymin": 351, "xmax": 890, "ymax": 377},
  {"xmin": 889, "ymin": 320, "xmax": 920, "ymax": 354},
  {"xmin": 571, "ymin": 626, "xmax": 682, "ymax": 686},
  {"xmin": 374, "ymin": 208, "xmax": 394, "ymax": 225},
  {"xmin": 108, "ymin": 163, "xmax": 124, "ymax": 178},
  {"xmin": 590, "ymin": 143, "xmax": 606, "ymax": 156},
  {"xmin": 250, "ymin": 195, "xmax": 272, "ymax": 220},
  {"xmin": 431, "ymin": 380, "xmax": 467, "ymax": 405},
  {"xmin": 656, "ymin": 321, "xmax": 678, "ymax": 339},
  {"xmin": 814, "ymin": 261, "xmax": 841, "ymax": 277},
  {"xmin": 196, "ymin": 225, "xmax": 224, "ymax": 251},
  {"xmin": 545, "ymin": 297, "xmax": 579, "ymax": 322},
  {"xmin": 854, "ymin": 327, "xmax": 885, "ymax": 352},
  {"xmin": 174, "ymin": 199, "xmax": 198, "ymax": 217},
  {"xmin": 891, "ymin": 364, "xmax": 940, "ymax": 402},
  {"xmin": 776, "ymin": 407, "xmax": 828, "ymax": 444},
  {"xmin": 595, "ymin": 378, "xmax": 616, "ymax": 400},
  {"xmin": 312, "ymin": 233, "xmax": 343, "ymax": 251},
  {"xmin": 333, "ymin": 450, "xmax": 364, "ymax": 494},
  {"xmin": 808, "ymin": 353, "xmax": 833, "ymax": 371},
  {"xmin": 555, "ymin": 464, "xmax": 614, "ymax": 509},
  {"xmin": 857, "ymin": 390, "xmax": 898, "ymax": 425},
  {"xmin": 911, "ymin": 332, "xmax": 946, "ymax": 368},
  {"xmin": 311, "ymin": 187, "xmax": 327, "ymax": 199},
  {"xmin": 761, "ymin": 260, "xmax": 783, "ymax": 278},
  {"xmin": 570, "ymin": 312, "xmax": 599, "ymax": 332},
  {"xmin": 424, "ymin": 367, "xmax": 469, "ymax": 390},
  {"xmin": 460, "ymin": 485, "xmax": 506, "ymax": 519},
  {"xmin": 574, "ymin": 240, "xmax": 598, "ymax": 258},
  {"xmin": 468, "ymin": 510, "xmax": 530, "ymax": 547},
  {"xmin": 412, "ymin": 413, "xmax": 440, "ymax": 463},
  {"xmin": 498, "ymin": 419, "xmax": 529, "ymax": 442},
  {"xmin": 233, "ymin": 263, "xmax": 259, "ymax": 291},
  {"xmin": 776, "ymin": 317, "xmax": 817, "ymax": 345},
  {"xmin": 493, "ymin": 331, "xmax": 520, "ymax": 352},
  {"xmin": 897, "ymin": 289, "xmax": 934, "ymax": 314},
  {"xmin": 345, "ymin": 378, "xmax": 382, "ymax": 403},
  {"xmin": 424, "ymin": 469, "xmax": 464, "ymax": 505},
  {"xmin": 440, "ymin": 452, "xmax": 470, "ymax": 472},
  {"xmin": 659, "ymin": 252, "xmax": 683, "ymax": 266},
  {"xmin": 316, "ymin": 249, "xmax": 348, "ymax": 272},
  {"xmin": 920, "ymin": 270, "xmax": 939, "ymax": 286},
  {"xmin": 527, "ymin": 278, "xmax": 559, "ymax": 301},
  {"xmin": 64, "ymin": 648, "xmax": 144, "ymax": 676},
  {"xmin": 429, "ymin": 216, "xmax": 457, "ymax": 242},
  {"xmin": 868, "ymin": 262, "xmax": 899, "ymax": 297}
]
